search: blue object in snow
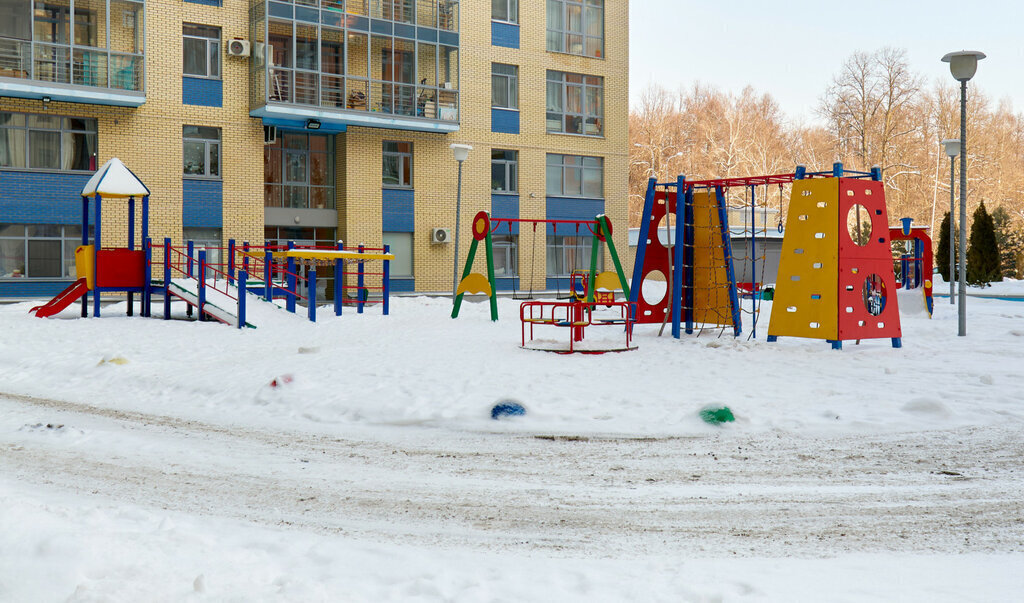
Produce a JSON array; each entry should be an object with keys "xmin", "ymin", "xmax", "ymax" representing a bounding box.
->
[{"xmin": 491, "ymin": 401, "xmax": 526, "ymax": 420}]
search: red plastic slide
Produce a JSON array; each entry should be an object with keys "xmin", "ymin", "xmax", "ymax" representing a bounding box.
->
[{"xmin": 31, "ymin": 278, "xmax": 90, "ymax": 318}]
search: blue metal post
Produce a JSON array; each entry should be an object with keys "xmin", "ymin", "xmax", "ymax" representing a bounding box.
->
[
  {"xmin": 629, "ymin": 178, "xmax": 658, "ymax": 310},
  {"xmin": 357, "ymin": 244, "xmax": 365, "ymax": 314},
  {"xmin": 286, "ymin": 241, "xmax": 296, "ymax": 313},
  {"xmin": 308, "ymin": 270, "xmax": 317, "ymax": 322},
  {"xmin": 238, "ymin": 270, "xmax": 247, "ymax": 329},
  {"xmin": 81, "ymin": 196, "xmax": 89, "ymax": 317},
  {"xmin": 334, "ymin": 242, "xmax": 343, "ymax": 316},
  {"xmin": 198, "ymin": 250, "xmax": 207, "ymax": 322},
  {"xmin": 750, "ymin": 184, "xmax": 757, "ymax": 339},
  {"xmin": 671, "ymin": 183, "xmax": 685, "ymax": 339},
  {"xmin": 264, "ymin": 251, "xmax": 272, "ymax": 302},
  {"xmin": 243, "ymin": 242, "xmax": 250, "ymax": 276},
  {"xmin": 127, "ymin": 197, "xmax": 135, "ymax": 250},
  {"xmin": 871, "ymin": 166, "xmax": 883, "ymax": 181},
  {"xmin": 715, "ymin": 186, "xmax": 743, "ymax": 337},
  {"xmin": 141, "ymin": 195, "xmax": 149, "ymax": 246},
  {"xmin": 383, "ymin": 244, "xmax": 390, "ymax": 316},
  {"xmin": 833, "ymin": 162, "xmax": 843, "ymax": 178},
  {"xmin": 93, "ymin": 193, "xmax": 102, "ymax": 318},
  {"xmin": 794, "ymin": 165, "xmax": 807, "ymax": 180},
  {"xmin": 143, "ymin": 237, "xmax": 152, "ymax": 317},
  {"xmin": 163, "ymin": 238, "xmax": 171, "ymax": 320},
  {"xmin": 684, "ymin": 187, "xmax": 695, "ymax": 335},
  {"xmin": 228, "ymin": 239, "xmax": 236, "ymax": 285},
  {"xmin": 187, "ymin": 240, "xmax": 195, "ymax": 278}
]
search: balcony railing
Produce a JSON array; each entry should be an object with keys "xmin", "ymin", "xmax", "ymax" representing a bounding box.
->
[{"xmin": 0, "ymin": 37, "xmax": 143, "ymax": 92}]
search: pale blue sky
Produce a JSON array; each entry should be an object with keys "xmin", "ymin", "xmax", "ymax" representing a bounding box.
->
[{"xmin": 629, "ymin": 0, "xmax": 1022, "ymax": 123}]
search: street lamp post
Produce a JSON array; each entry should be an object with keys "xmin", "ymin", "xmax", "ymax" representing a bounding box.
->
[
  {"xmin": 941, "ymin": 139, "xmax": 960, "ymax": 304},
  {"xmin": 449, "ymin": 143, "xmax": 472, "ymax": 301},
  {"xmin": 942, "ymin": 50, "xmax": 985, "ymax": 336}
]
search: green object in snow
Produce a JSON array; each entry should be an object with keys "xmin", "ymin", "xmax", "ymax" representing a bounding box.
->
[{"xmin": 700, "ymin": 406, "xmax": 735, "ymax": 425}]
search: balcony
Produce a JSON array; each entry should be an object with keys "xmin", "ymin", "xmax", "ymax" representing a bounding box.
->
[
  {"xmin": 0, "ymin": 0, "xmax": 145, "ymax": 107},
  {"xmin": 250, "ymin": 0, "xmax": 460, "ymax": 133}
]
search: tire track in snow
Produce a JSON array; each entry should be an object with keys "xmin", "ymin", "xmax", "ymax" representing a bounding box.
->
[{"xmin": 3, "ymin": 390, "xmax": 1024, "ymax": 557}]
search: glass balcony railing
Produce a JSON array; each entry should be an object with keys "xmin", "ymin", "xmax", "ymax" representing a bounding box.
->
[{"xmin": 0, "ymin": 37, "xmax": 144, "ymax": 93}]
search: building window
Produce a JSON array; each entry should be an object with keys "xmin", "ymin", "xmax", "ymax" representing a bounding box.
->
[
  {"xmin": 546, "ymin": 235, "xmax": 602, "ymax": 277},
  {"xmin": 546, "ymin": 70, "xmax": 603, "ymax": 136},
  {"xmin": 183, "ymin": 126, "xmax": 221, "ymax": 178},
  {"xmin": 491, "ymin": 63, "xmax": 518, "ymax": 109},
  {"xmin": 547, "ymin": 0, "xmax": 603, "ymax": 58},
  {"xmin": 491, "ymin": 149, "xmax": 517, "ymax": 193},
  {"xmin": 492, "ymin": 0, "xmax": 518, "ymax": 23},
  {"xmin": 0, "ymin": 0, "xmax": 143, "ymax": 91},
  {"xmin": 183, "ymin": 227, "xmax": 222, "ymax": 278},
  {"xmin": 383, "ymin": 141, "xmax": 413, "ymax": 188},
  {"xmin": 493, "ymin": 234, "xmax": 517, "ymax": 277},
  {"xmin": 383, "ymin": 232, "xmax": 413, "ymax": 277},
  {"xmin": 0, "ymin": 224, "xmax": 92, "ymax": 279},
  {"xmin": 183, "ymin": 24, "xmax": 220, "ymax": 79},
  {"xmin": 0, "ymin": 112, "xmax": 96, "ymax": 171},
  {"xmin": 546, "ymin": 154, "xmax": 603, "ymax": 198},
  {"xmin": 264, "ymin": 133, "xmax": 335, "ymax": 209}
]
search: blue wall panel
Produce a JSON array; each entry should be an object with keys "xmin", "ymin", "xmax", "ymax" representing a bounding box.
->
[
  {"xmin": 545, "ymin": 197, "xmax": 605, "ymax": 234},
  {"xmin": 0, "ymin": 171, "xmax": 90, "ymax": 224},
  {"xmin": 382, "ymin": 188, "xmax": 415, "ymax": 232},
  {"xmin": 491, "ymin": 108, "xmax": 520, "ymax": 134},
  {"xmin": 491, "ymin": 22, "xmax": 520, "ymax": 48},
  {"xmin": 182, "ymin": 179, "xmax": 223, "ymax": 227},
  {"xmin": 389, "ymin": 278, "xmax": 415, "ymax": 292},
  {"xmin": 182, "ymin": 77, "xmax": 223, "ymax": 107},
  {"xmin": 490, "ymin": 194, "xmax": 519, "ymax": 234},
  {"xmin": 0, "ymin": 280, "xmax": 72, "ymax": 299},
  {"xmin": 184, "ymin": 0, "xmax": 221, "ymax": 5}
]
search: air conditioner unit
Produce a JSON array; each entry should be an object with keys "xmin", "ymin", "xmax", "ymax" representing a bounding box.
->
[
  {"xmin": 264, "ymin": 125, "xmax": 277, "ymax": 145},
  {"xmin": 431, "ymin": 227, "xmax": 451, "ymax": 244},
  {"xmin": 227, "ymin": 39, "xmax": 251, "ymax": 57}
]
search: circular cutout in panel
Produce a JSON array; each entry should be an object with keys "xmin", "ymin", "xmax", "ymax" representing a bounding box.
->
[
  {"xmin": 641, "ymin": 270, "xmax": 668, "ymax": 306},
  {"xmin": 862, "ymin": 273, "xmax": 888, "ymax": 316},
  {"xmin": 847, "ymin": 204, "xmax": 872, "ymax": 246},
  {"xmin": 654, "ymin": 214, "xmax": 677, "ymax": 249}
]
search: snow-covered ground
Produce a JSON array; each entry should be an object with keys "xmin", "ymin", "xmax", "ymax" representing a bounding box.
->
[{"xmin": 2, "ymin": 285, "xmax": 1023, "ymax": 602}]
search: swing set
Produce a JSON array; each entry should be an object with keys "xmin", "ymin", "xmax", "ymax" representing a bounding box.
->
[{"xmin": 450, "ymin": 211, "xmax": 631, "ymax": 321}]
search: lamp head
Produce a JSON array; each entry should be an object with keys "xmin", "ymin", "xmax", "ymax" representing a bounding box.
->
[
  {"xmin": 942, "ymin": 50, "xmax": 986, "ymax": 81},
  {"xmin": 450, "ymin": 143, "xmax": 472, "ymax": 163},
  {"xmin": 941, "ymin": 138, "xmax": 961, "ymax": 158}
]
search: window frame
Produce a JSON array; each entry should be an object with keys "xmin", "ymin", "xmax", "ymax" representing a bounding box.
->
[
  {"xmin": 382, "ymin": 140, "xmax": 413, "ymax": 188},
  {"xmin": 492, "ymin": 233, "xmax": 518, "ymax": 277},
  {"xmin": 491, "ymin": 149, "xmax": 518, "ymax": 193},
  {"xmin": 491, "ymin": 0, "xmax": 519, "ymax": 24},
  {"xmin": 546, "ymin": 70, "xmax": 603, "ymax": 137},
  {"xmin": 183, "ymin": 125, "xmax": 221, "ymax": 179},
  {"xmin": 546, "ymin": 153, "xmax": 603, "ymax": 198},
  {"xmin": 0, "ymin": 223, "xmax": 93, "ymax": 280},
  {"xmin": 183, "ymin": 23, "xmax": 221, "ymax": 80},
  {"xmin": 546, "ymin": 234, "xmax": 602, "ymax": 277},
  {"xmin": 546, "ymin": 0, "xmax": 604, "ymax": 58},
  {"xmin": 0, "ymin": 111, "xmax": 97, "ymax": 172},
  {"xmin": 491, "ymin": 63, "xmax": 518, "ymax": 110},
  {"xmin": 264, "ymin": 133, "xmax": 336, "ymax": 209}
]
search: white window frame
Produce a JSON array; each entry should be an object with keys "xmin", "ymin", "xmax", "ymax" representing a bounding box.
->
[
  {"xmin": 183, "ymin": 125, "xmax": 221, "ymax": 178},
  {"xmin": 183, "ymin": 23, "xmax": 221, "ymax": 79},
  {"xmin": 383, "ymin": 140, "xmax": 413, "ymax": 188},
  {"xmin": 546, "ymin": 0, "xmax": 604, "ymax": 58},
  {"xmin": 491, "ymin": 149, "xmax": 518, "ymax": 193},
  {"xmin": 546, "ymin": 154, "xmax": 603, "ymax": 198},
  {"xmin": 0, "ymin": 112, "xmax": 97, "ymax": 172},
  {"xmin": 546, "ymin": 70, "xmax": 603, "ymax": 137},
  {"xmin": 492, "ymin": 0, "xmax": 519, "ymax": 24},
  {"xmin": 491, "ymin": 63, "xmax": 518, "ymax": 109}
]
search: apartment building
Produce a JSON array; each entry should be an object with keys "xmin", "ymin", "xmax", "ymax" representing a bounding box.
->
[{"xmin": 0, "ymin": 0, "xmax": 628, "ymax": 299}]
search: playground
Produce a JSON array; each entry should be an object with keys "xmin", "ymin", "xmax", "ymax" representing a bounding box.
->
[{"xmin": 3, "ymin": 279, "xmax": 1024, "ymax": 600}]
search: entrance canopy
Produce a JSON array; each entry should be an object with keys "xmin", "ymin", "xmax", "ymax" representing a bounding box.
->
[{"xmin": 82, "ymin": 157, "xmax": 150, "ymax": 198}]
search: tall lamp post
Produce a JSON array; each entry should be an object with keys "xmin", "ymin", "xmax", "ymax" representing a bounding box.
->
[
  {"xmin": 941, "ymin": 138, "xmax": 960, "ymax": 304},
  {"xmin": 449, "ymin": 143, "xmax": 472, "ymax": 301},
  {"xmin": 942, "ymin": 50, "xmax": 985, "ymax": 337}
]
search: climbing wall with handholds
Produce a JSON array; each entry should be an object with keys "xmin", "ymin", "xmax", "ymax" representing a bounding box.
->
[
  {"xmin": 633, "ymin": 189, "xmax": 676, "ymax": 324},
  {"xmin": 835, "ymin": 178, "xmax": 902, "ymax": 343},
  {"xmin": 690, "ymin": 189, "xmax": 735, "ymax": 327},
  {"xmin": 768, "ymin": 176, "xmax": 901, "ymax": 347}
]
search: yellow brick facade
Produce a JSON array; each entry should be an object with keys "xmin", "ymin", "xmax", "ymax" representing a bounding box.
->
[{"xmin": 1, "ymin": 0, "xmax": 629, "ymax": 295}]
